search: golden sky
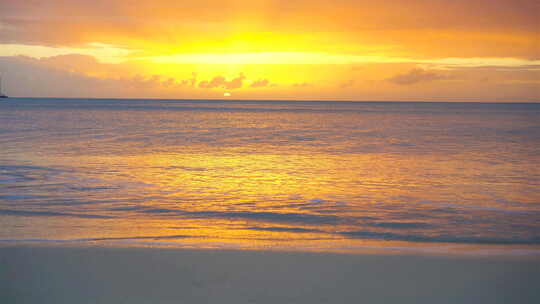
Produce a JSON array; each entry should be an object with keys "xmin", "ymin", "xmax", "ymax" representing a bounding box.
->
[{"xmin": 0, "ymin": 0, "xmax": 539, "ymax": 101}]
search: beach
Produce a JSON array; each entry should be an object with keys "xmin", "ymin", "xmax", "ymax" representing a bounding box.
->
[
  {"xmin": 2, "ymin": 1, "xmax": 539, "ymax": 302},
  {"xmin": 1, "ymin": 245, "xmax": 539, "ymax": 304}
]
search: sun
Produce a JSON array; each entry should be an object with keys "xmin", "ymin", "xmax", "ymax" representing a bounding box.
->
[{"xmin": 223, "ymin": 92, "xmax": 231, "ymax": 97}]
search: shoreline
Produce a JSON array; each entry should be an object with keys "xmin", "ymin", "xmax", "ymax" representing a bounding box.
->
[
  {"xmin": 2, "ymin": 245, "xmax": 539, "ymax": 304},
  {"xmin": 3, "ymin": 242, "xmax": 540, "ymax": 258},
  {"xmin": 2, "ymin": 237, "xmax": 540, "ymax": 258}
]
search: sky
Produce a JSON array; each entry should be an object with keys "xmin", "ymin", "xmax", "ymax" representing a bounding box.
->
[{"xmin": 0, "ymin": 0, "xmax": 539, "ymax": 101}]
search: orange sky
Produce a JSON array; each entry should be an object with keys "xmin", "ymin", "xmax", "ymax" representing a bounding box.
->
[{"xmin": 0, "ymin": 0, "xmax": 539, "ymax": 101}]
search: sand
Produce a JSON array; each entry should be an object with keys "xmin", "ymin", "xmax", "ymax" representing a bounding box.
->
[{"xmin": 1, "ymin": 246, "xmax": 539, "ymax": 304}]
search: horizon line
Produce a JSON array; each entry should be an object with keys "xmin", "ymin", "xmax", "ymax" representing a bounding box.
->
[{"xmin": 3, "ymin": 96, "xmax": 540, "ymax": 104}]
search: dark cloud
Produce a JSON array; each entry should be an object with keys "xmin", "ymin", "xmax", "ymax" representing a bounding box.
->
[
  {"xmin": 0, "ymin": 55, "xmax": 113, "ymax": 97},
  {"xmin": 387, "ymin": 68, "xmax": 447, "ymax": 85},
  {"xmin": 0, "ymin": 55, "xmax": 236, "ymax": 97}
]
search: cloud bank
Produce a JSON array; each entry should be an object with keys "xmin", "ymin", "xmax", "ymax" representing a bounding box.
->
[{"xmin": 387, "ymin": 69, "xmax": 447, "ymax": 85}]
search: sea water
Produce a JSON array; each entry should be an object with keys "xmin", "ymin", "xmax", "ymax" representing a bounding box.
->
[{"xmin": 1, "ymin": 98, "xmax": 539, "ymax": 254}]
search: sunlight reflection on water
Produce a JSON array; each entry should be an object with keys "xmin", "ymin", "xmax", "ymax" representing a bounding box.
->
[{"xmin": 1, "ymin": 99, "xmax": 539, "ymax": 254}]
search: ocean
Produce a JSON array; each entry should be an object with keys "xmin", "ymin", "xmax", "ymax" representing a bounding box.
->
[{"xmin": 1, "ymin": 98, "xmax": 539, "ymax": 255}]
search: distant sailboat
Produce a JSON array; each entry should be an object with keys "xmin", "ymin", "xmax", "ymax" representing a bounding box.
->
[{"xmin": 0, "ymin": 76, "xmax": 8, "ymax": 98}]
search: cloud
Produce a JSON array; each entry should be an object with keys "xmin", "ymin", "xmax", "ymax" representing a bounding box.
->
[
  {"xmin": 226, "ymin": 73, "xmax": 246, "ymax": 89},
  {"xmin": 387, "ymin": 68, "xmax": 447, "ymax": 85},
  {"xmin": 198, "ymin": 73, "xmax": 246, "ymax": 89},
  {"xmin": 448, "ymin": 64, "xmax": 540, "ymax": 71},
  {"xmin": 0, "ymin": 55, "xmax": 111, "ymax": 97},
  {"xmin": 1, "ymin": 52, "xmax": 537, "ymax": 101},
  {"xmin": 1, "ymin": 1, "xmax": 538, "ymax": 60},
  {"xmin": 198, "ymin": 75, "xmax": 226, "ymax": 89},
  {"xmin": 250, "ymin": 79, "xmax": 270, "ymax": 88},
  {"xmin": 0, "ymin": 55, "xmax": 209, "ymax": 97},
  {"xmin": 179, "ymin": 72, "xmax": 197, "ymax": 87}
]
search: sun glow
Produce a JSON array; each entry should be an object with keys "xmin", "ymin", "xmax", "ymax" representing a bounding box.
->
[
  {"xmin": 143, "ymin": 52, "xmax": 409, "ymax": 65},
  {"xmin": 1, "ymin": 0, "xmax": 538, "ymax": 101}
]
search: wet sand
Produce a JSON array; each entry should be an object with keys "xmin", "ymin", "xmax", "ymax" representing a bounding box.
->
[{"xmin": 1, "ymin": 246, "xmax": 539, "ymax": 304}]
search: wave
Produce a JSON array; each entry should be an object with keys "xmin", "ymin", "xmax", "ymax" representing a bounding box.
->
[
  {"xmin": 0, "ymin": 208, "xmax": 113, "ymax": 219},
  {"xmin": 0, "ymin": 235, "xmax": 193, "ymax": 243},
  {"xmin": 136, "ymin": 208, "xmax": 345, "ymax": 225}
]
